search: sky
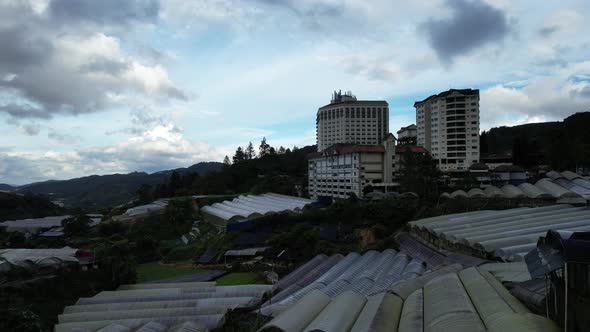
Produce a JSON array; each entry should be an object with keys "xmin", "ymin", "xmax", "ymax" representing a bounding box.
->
[{"xmin": 1, "ymin": 0, "xmax": 590, "ymax": 185}]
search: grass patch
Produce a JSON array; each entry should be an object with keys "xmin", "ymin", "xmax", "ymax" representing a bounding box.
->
[
  {"xmin": 215, "ymin": 272, "xmax": 263, "ymax": 286},
  {"xmin": 136, "ymin": 261, "xmax": 205, "ymax": 283}
]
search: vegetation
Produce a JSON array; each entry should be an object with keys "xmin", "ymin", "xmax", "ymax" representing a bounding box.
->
[
  {"xmin": 138, "ymin": 139, "xmax": 315, "ymax": 200},
  {"xmin": 0, "ymin": 192, "xmax": 64, "ymax": 222},
  {"xmin": 215, "ymin": 272, "xmax": 263, "ymax": 286},
  {"xmin": 61, "ymin": 215, "xmax": 91, "ymax": 237},
  {"xmin": 481, "ymin": 112, "xmax": 590, "ymax": 170},
  {"xmin": 398, "ymin": 151, "xmax": 441, "ymax": 200},
  {"xmin": 11, "ymin": 162, "xmax": 223, "ymax": 208},
  {"xmin": 136, "ymin": 262, "xmax": 205, "ymax": 283}
]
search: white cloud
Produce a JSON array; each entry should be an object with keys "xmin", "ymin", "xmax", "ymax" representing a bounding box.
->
[{"xmin": 481, "ymin": 60, "xmax": 590, "ymax": 129}]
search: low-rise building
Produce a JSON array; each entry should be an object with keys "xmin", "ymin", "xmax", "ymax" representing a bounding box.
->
[{"xmin": 307, "ymin": 135, "xmax": 397, "ymax": 199}]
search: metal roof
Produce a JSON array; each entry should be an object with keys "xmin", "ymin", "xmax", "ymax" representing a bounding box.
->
[{"xmin": 260, "ymin": 266, "xmax": 559, "ymax": 332}]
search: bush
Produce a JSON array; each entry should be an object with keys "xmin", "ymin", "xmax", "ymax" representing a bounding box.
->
[
  {"xmin": 98, "ymin": 221, "xmax": 127, "ymax": 237},
  {"xmin": 163, "ymin": 243, "xmax": 202, "ymax": 262}
]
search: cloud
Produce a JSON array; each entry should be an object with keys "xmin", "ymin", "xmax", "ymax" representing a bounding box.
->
[
  {"xmin": 420, "ymin": 0, "xmax": 512, "ymax": 64},
  {"xmin": 19, "ymin": 123, "xmax": 41, "ymax": 136},
  {"xmin": 48, "ymin": 0, "xmax": 159, "ymax": 26},
  {"xmin": 538, "ymin": 25, "xmax": 559, "ymax": 38},
  {"xmin": 0, "ymin": 1, "xmax": 186, "ymax": 121},
  {"xmin": 0, "ymin": 122, "xmax": 223, "ymax": 185},
  {"xmin": 480, "ymin": 61, "xmax": 590, "ymax": 129}
]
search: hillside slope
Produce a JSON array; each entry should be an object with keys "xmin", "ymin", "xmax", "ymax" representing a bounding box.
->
[
  {"xmin": 16, "ymin": 162, "xmax": 223, "ymax": 208},
  {"xmin": 481, "ymin": 112, "xmax": 590, "ymax": 169}
]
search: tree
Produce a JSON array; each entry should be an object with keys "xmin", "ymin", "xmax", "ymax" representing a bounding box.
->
[
  {"xmin": 233, "ymin": 146, "xmax": 245, "ymax": 164},
  {"xmin": 278, "ymin": 146, "xmax": 286, "ymax": 154},
  {"xmin": 223, "ymin": 155, "xmax": 231, "ymax": 166},
  {"xmin": 62, "ymin": 215, "xmax": 91, "ymax": 237},
  {"xmin": 245, "ymin": 142, "xmax": 255, "ymax": 160},
  {"xmin": 137, "ymin": 184, "xmax": 154, "ymax": 204},
  {"xmin": 399, "ymin": 152, "xmax": 440, "ymax": 201},
  {"xmin": 259, "ymin": 137, "xmax": 271, "ymax": 157}
]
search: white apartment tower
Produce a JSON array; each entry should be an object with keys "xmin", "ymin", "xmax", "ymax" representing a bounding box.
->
[
  {"xmin": 415, "ymin": 89, "xmax": 480, "ymax": 171},
  {"xmin": 316, "ymin": 91, "xmax": 389, "ymax": 152}
]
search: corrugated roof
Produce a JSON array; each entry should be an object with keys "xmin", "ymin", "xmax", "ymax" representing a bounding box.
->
[
  {"xmin": 260, "ymin": 266, "xmax": 559, "ymax": 332},
  {"xmin": 441, "ymin": 174, "xmax": 589, "ymax": 201},
  {"xmin": 409, "ymin": 204, "xmax": 590, "ymax": 260},
  {"xmin": 259, "ymin": 250, "xmax": 428, "ymax": 317},
  {"xmin": 200, "ymin": 193, "xmax": 311, "ymax": 222},
  {"xmin": 55, "ymin": 282, "xmax": 272, "ymax": 332}
]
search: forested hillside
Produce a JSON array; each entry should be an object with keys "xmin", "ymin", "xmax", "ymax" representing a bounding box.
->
[
  {"xmin": 0, "ymin": 192, "xmax": 64, "ymax": 221},
  {"xmin": 15, "ymin": 162, "xmax": 223, "ymax": 208},
  {"xmin": 481, "ymin": 112, "xmax": 590, "ymax": 169},
  {"xmin": 137, "ymin": 141, "xmax": 316, "ymax": 202}
]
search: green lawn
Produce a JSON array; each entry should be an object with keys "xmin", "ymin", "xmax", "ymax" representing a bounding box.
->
[
  {"xmin": 215, "ymin": 272, "xmax": 263, "ymax": 286},
  {"xmin": 136, "ymin": 262, "xmax": 205, "ymax": 283}
]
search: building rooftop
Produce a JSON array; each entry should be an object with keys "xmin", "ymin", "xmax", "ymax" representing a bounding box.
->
[
  {"xmin": 54, "ymin": 282, "xmax": 272, "ymax": 332},
  {"xmin": 308, "ymin": 144, "xmax": 386, "ymax": 159},
  {"xmin": 200, "ymin": 193, "xmax": 311, "ymax": 223},
  {"xmin": 260, "ymin": 249, "xmax": 428, "ymax": 316},
  {"xmin": 260, "ymin": 265, "xmax": 558, "ymax": 332},
  {"xmin": 409, "ymin": 204, "xmax": 590, "ymax": 261},
  {"xmin": 414, "ymin": 88, "xmax": 479, "ymax": 106}
]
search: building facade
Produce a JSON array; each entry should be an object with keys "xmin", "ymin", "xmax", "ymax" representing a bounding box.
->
[
  {"xmin": 307, "ymin": 135, "xmax": 396, "ymax": 199},
  {"xmin": 397, "ymin": 124, "xmax": 417, "ymax": 145},
  {"xmin": 415, "ymin": 89, "xmax": 480, "ymax": 171},
  {"xmin": 316, "ymin": 91, "xmax": 389, "ymax": 152}
]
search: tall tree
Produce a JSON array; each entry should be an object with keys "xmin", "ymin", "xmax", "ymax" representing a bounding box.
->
[
  {"xmin": 223, "ymin": 155, "xmax": 231, "ymax": 165},
  {"xmin": 168, "ymin": 171, "xmax": 181, "ymax": 196},
  {"xmin": 278, "ymin": 146, "xmax": 286, "ymax": 154},
  {"xmin": 399, "ymin": 152, "xmax": 440, "ymax": 201},
  {"xmin": 259, "ymin": 137, "xmax": 271, "ymax": 157},
  {"xmin": 233, "ymin": 147, "xmax": 245, "ymax": 164},
  {"xmin": 245, "ymin": 142, "xmax": 255, "ymax": 160}
]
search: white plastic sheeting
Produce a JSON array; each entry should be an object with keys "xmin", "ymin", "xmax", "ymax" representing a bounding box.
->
[
  {"xmin": 441, "ymin": 176, "xmax": 586, "ymax": 200},
  {"xmin": 0, "ymin": 247, "xmax": 79, "ymax": 270},
  {"xmin": 409, "ymin": 204, "xmax": 590, "ymax": 259},
  {"xmin": 55, "ymin": 282, "xmax": 272, "ymax": 332},
  {"xmin": 0, "ymin": 215, "xmax": 101, "ymax": 232},
  {"xmin": 124, "ymin": 201, "xmax": 168, "ymax": 217},
  {"xmin": 200, "ymin": 193, "xmax": 311, "ymax": 222},
  {"xmin": 259, "ymin": 267, "xmax": 560, "ymax": 332},
  {"xmin": 260, "ymin": 250, "xmax": 426, "ymax": 317}
]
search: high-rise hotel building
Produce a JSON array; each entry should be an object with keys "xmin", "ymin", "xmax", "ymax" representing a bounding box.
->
[
  {"xmin": 308, "ymin": 91, "xmax": 395, "ymax": 199},
  {"xmin": 316, "ymin": 91, "xmax": 389, "ymax": 151},
  {"xmin": 415, "ymin": 89, "xmax": 480, "ymax": 171}
]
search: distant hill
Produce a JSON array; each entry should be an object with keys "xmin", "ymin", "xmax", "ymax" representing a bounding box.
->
[
  {"xmin": 481, "ymin": 112, "xmax": 590, "ymax": 170},
  {"xmin": 15, "ymin": 162, "xmax": 224, "ymax": 209},
  {"xmin": 0, "ymin": 191, "xmax": 65, "ymax": 221},
  {"xmin": 0, "ymin": 184, "xmax": 14, "ymax": 191}
]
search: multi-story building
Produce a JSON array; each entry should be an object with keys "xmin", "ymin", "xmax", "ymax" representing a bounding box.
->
[
  {"xmin": 397, "ymin": 124, "xmax": 417, "ymax": 145},
  {"xmin": 415, "ymin": 89, "xmax": 480, "ymax": 171},
  {"xmin": 316, "ymin": 90, "xmax": 389, "ymax": 152},
  {"xmin": 308, "ymin": 135, "xmax": 397, "ymax": 199}
]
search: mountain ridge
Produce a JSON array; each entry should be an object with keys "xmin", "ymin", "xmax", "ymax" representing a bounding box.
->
[{"xmin": 14, "ymin": 162, "xmax": 224, "ymax": 208}]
